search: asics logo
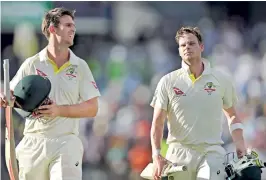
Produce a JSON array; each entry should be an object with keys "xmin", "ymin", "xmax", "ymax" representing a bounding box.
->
[{"xmin": 173, "ymin": 87, "xmax": 186, "ymax": 96}]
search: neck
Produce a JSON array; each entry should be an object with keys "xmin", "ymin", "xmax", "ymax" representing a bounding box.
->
[
  {"xmin": 47, "ymin": 39, "xmax": 69, "ymax": 63},
  {"xmin": 188, "ymin": 58, "xmax": 204, "ymax": 78}
]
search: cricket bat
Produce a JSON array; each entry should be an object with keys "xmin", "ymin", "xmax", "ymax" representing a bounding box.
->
[
  {"xmin": 140, "ymin": 161, "xmax": 187, "ymax": 180},
  {"xmin": 4, "ymin": 59, "xmax": 19, "ymax": 180}
]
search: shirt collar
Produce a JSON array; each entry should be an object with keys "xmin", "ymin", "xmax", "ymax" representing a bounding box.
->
[
  {"xmin": 39, "ymin": 47, "xmax": 79, "ymax": 65},
  {"xmin": 181, "ymin": 58, "xmax": 211, "ymax": 75}
]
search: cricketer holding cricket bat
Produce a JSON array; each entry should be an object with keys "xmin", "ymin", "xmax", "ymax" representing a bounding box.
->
[
  {"xmin": 149, "ymin": 26, "xmax": 247, "ymax": 180},
  {"xmin": 0, "ymin": 7, "xmax": 100, "ymax": 180}
]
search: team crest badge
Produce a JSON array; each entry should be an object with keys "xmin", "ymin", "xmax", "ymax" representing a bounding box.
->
[
  {"xmin": 204, "ymin": 82, "xmax": 216, "ymax": 95},
  {"xmin": 65, "ymin": 65, "xmax": 78, "ymax": 80}
]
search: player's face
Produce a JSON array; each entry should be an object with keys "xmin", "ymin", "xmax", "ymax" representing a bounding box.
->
[
  {"xmin": 178, "ymin": 33, "xmax": 204, "ymax": 64},
  {"xmin": 55, "ymin": 15, "xmax": 76, "ymax": 47}
]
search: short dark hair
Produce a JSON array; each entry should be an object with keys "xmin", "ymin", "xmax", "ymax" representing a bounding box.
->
[
  {"xmin": 175, "ymin": 26, "xmax": 203, "ymax": 44},
  {"xmin": 42, "ymin": 7, "xmax": 75, "ymax": 39}
]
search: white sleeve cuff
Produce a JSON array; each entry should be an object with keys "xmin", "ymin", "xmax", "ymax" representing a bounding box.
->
[
  {"xmin": 152, "ymin": 149, "xmax": 161, "ymax": 157},
  {"xmin": 229, "ymin": 123, "xmax": 244, "ymax": 134}
]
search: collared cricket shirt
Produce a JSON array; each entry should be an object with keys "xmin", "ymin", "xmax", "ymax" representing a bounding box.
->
[
  {"xmin": 150, "ymin": 60, "xmax": 237, "ymax": 145},
  {"xmin": 10, "ymin": 47, "xmax": 101, "ymax": 137}
]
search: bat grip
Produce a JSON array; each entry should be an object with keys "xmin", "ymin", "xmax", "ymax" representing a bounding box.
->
[{"xmin": 3, "ymin": 59, "xmax": 10, "ymax": 104}]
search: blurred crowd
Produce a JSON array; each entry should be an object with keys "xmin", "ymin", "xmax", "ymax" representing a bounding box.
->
[{"xmin": 1, "ymin": 2, "xmax": 266, "ymax": 180}]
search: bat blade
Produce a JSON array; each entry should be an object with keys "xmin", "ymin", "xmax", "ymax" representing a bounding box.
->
[
  {"xmin": 5, "ymin": 106, "xmax": 19, "ymax": 180},
  {"xmin": 4, "ymin": 59, "xmax": 19, "ymax": 180}
]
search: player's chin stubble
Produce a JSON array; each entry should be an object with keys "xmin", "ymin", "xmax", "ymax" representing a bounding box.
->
[
  {"xmin": 182, "ymin": 57, "xmax": 193, "ymax": 66},
  {"xmin": 184, "ymin": 55, "xmax": 201, "ymax": 66}
]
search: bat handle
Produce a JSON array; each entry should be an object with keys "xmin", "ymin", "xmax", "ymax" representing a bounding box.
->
[{"xmin": 3, "ymin": 59, "xmax": 10, "ymax": 104}]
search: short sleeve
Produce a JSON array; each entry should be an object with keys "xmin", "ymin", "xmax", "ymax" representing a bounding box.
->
[
  {"xmin": 150, "ymin": 76, "xmax": 169, "ymax": 111},
  {"xmin": 222, "ymin": 77, "xmax": 238, "ymax": 109},
  {"xmin": 79, "ymin": 60, "xmax": 101, "ymax": 101}
]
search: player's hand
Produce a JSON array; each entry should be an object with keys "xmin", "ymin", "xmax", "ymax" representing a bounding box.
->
[
  {"xmin": 235, "ymin": 140, "xmax": 247, "ymax": 158},
  {"xmin": 236, "ymin": 146, "xmax": 247, "ymax": 158},
  {"xmin": 37, "ymin": 100, "xmax": 61, "ymax": 118},
  {"xmin": 153, "ymin": 154, "xmax": 167, "ymax": 180},
  {"xmin": 0, "ymin": 91, "xmax": 15, "ymax": 108}
]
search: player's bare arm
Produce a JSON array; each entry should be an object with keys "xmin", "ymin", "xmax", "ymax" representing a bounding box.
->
[
  {"xmin": 223, "ymin": 106, "xmax": 247, "ymax": 157},
  {"xmin": 151, "ymin": 106, "xmax": 168, "ymax": 180},
  {"xmin": 38, "ymin": 97, "xmax": 99, "ymax": 118},
  {"xmin": 151, "ymin": 106, "xmax": 167, "ymax": 153}
]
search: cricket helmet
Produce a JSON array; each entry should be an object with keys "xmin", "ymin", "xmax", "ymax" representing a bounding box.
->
[{"xmin": 13, "ymin": 75, "xmax": 51, "ymax": 112}]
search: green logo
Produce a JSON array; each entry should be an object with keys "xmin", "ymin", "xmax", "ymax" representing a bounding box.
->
[
  {"xmin": 65, "ymin": 65, "xmax": 77, "ymax": 80},
  {"xmin": 67, "ymin": 67, "xmax": 75, "ymax": 74},
  {"xmin": 204, "ymin": 82, "xmax": 216, "ymax": 95},
  {"xmin": 205, "ymin": 82, "xmax": 215, "ymax": 89}
]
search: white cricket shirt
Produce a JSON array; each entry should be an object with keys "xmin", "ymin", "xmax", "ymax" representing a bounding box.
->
[
  {"xmin": 10, "ymin": 47, "xmax": 101, "ymax": 137},
  {"xmin": 150, "ymin": 59, "xmax": 237, "ymax": 145}
]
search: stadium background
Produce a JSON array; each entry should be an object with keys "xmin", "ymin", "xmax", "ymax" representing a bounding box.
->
[{"xmin": 1, "ymin": 1, "xmax": 266, "ymax": 179}]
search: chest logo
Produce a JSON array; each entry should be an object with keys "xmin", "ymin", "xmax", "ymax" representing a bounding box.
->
[
  {"xmin": 65, "ymin": 65, "xmax": 77, "ymax": 80},
  {"xmin": 204, "ymin": 82, "xmax": 216, "ymax": 95},
  {"xmin": 173, "ymin": 87, "xmax": 186, "ymax": 97},
  {"xmin": 36, "ymin": 69, "xmax": 47, "ymax": 77}
]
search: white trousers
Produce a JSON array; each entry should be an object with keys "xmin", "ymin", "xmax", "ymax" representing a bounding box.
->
[
  {"xmin": 165, "ymin": 142, "xmax": 226, "ymax": 180},
  {"xmin": 16, "ymin": 134, "xmax": 84, "ymax": 180}
]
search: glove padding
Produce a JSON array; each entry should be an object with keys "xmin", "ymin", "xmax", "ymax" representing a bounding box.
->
[{"xmin": 225, "ymin": 150, "xmax": 265, "ymax": 180}]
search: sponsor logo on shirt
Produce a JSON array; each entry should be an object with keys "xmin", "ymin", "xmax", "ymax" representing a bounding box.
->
[
  {"xmin": 36, "ymin": 69, "xmax": 47, "ymax": 77},
  {"xmin": 173, "ymin": 87, "xmax": 186, "ymax": 96},
  {"xmin": 91, "ymin": 81, "xmax": 98, "ymax": 89},
  {"xmin": 204, "ymin": 82, "xmax": 216, "ymax": 95},
  {"xmin": 65, "ymin": 65, "xmax": 77, "ymax": 80}
]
